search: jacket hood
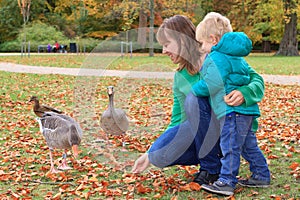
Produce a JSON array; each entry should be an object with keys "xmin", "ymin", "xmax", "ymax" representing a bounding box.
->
[{"xmin": 212, "ymin": 32, "xmax": 252, "ymax": 57}]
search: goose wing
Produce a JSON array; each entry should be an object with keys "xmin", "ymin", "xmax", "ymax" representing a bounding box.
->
[
  {"xmin": 41, "ymin": 116, "xmax": 71, "ymax": 149},
  {"xmin": 42, "ymin": 105, "xmax": 62, "ymax": 114},
  {"xmin": 112, "ymin": 108, "xmax": 129, "ymax": 132},
  {"xmin": 69, "ymin": 124, "xmax": 82, "ymax": 145},
  {"xmin": 100, "ymin": 110, "xmax": 116, "ymax": 134},
  {"xmin": 100, "ymin": 109, "xmax": 126, "ymax": 135},
  {"xmin": 56, "ymin": 113, "xmax": 83, "ymax": 141},
  {"xmin": 41, "ymin": 112, "xmax": 82, "ymax": 148}
]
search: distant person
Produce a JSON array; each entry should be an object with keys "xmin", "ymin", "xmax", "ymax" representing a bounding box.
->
[
  {"xmin": 54, "ymin": 41, "xmax": 60, "ymax": 52},
  {"xmin": 47, "ymin": 44, "xmax": 51, "ymax": 53}
]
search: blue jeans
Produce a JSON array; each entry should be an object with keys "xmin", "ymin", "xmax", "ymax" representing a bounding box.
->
[
  {"xmin": 148, "ymin": 93, "xmax": 222, "ymax": 174},
  {"xmin": 218, "ymin": 113, "xmax": 270, "ymax": 188}
]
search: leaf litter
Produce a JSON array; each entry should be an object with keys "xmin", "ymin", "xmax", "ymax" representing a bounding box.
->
[{"xmin": 0, "ymin": 72, "xmax": 299, "ymax": 199}]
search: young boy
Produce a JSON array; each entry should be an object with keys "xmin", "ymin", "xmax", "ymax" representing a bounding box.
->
[{"xmin": 192, "ymin": 12, "xmax": 270, "ymax": 196}]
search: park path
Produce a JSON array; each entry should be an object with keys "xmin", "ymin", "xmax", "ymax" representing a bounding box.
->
[{"xmin": 0, "ymin": 62, "xmax": 299, "ymax": 85}]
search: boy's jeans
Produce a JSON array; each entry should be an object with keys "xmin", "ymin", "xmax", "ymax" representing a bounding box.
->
[
  {"xmin": 219, "ymin": 113, "xmax": 270, "ymax": 188},
  {"xmin": 148, "ymin": 93, "xmax": 222, "ymax": 174}
]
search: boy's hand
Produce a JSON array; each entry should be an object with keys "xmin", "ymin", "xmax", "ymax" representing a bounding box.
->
[
  {"xmin": 132, "ymin": 153, "xmax": 150, "ymax": 173},
  {"xmin": 224, "ymin": 90, "xmax": 245, "ymax": 106}
]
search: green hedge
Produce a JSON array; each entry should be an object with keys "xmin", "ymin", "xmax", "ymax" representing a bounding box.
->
[{"xmin": 0, "ymin": 21, "xmax": 164, "ymax": 53}]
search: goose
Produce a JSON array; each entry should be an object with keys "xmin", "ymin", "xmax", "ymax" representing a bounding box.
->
[
  {"xmin": 100, "ymin": 86, "xmax": 129, "ymax": 137},
  {"xmin": 36, "ymin": 112, "xmax": 82, "ymax": 173},
  {"xmin": 29, "ymin": 96, "xmax": 62, "ymax": 117}
]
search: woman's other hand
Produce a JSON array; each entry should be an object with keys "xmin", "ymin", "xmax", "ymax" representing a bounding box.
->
[
  {"xmin": 131, "ymin": 153, "xmax": 150, "ymax": 173},
  {"xmin": 224, "ymin": 90, "xmax": 245, "ymax": 106}
]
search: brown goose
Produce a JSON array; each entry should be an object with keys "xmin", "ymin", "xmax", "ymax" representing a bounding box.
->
[
  {"xmin": 100, "ymin": 86, "xmax": 129, "ymax": 136},
  {"xmin": 36, "ymin": 112, "xmax": 82, "ymax": 173},
  {"xmin": 29, "ymin": 96, "xmax": 62, "ymax": 117}
]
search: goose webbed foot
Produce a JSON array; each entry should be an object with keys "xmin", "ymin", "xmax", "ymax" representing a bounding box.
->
[
  {"xmin": 48, "ymin": 149, "xmax": 60, "ymax": 173},
  {"xmin": 57, "ymin": 153, "xmax": 72, "ymax": 170},
  {"xmin": 121, "ymin": 133, "xmax": 128, "ymax": 152},
  {"xmin": 57, "ymin": 162, "xmax": 72, "ymax": 170},
  {"xmin": 49, "ymin": 166, "xmax": 60, "ymax": 174}
]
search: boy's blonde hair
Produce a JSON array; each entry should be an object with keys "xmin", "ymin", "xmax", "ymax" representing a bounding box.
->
[{"xmin": 196, "ymin": 12, "xmax": 233, "ymax": 43}]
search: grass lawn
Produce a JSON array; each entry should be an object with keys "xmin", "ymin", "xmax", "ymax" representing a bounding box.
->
[
  {"xmin": 0, "ymin": 53, "xmax": 299, "ymax": 75},
  {"xmin": 246, "ymin": 53, "xmax": 300, "ymax": 75},
  {"xmin": 0, "ymin": 54, "xmax": 299, "ymax": 199}
]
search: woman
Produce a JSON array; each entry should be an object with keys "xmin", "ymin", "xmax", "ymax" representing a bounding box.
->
[{"xmin": 132, "ymin": 15, "xmax": 264, "ymax": 186}]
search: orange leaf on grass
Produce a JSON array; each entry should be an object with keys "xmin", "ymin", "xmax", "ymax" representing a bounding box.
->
[
  {"xmin": 89, "ymin": 176, "xmax": 98, "ymax": 183},
  {"xmin": 170, "ymin": 196, "xmax": 178, "ymax": 200},
  {"xmin": 287, "ymin": 146, "xmax": 296, "ymax": 152},
  {"xmin": 283, "ymin": 184, "xmax": 290, "ymax": 191},
  {"xmin": 204, "ymin": 194, "xmax": 219, "ymax": 199},
  {"xmin": 101, "ymin": 180, "xmax": 109, "ymax": 187},
  {"xmin": 189, "ymin": 182, "xmax": 201, "ymax": 191},
  {"xmin": 282, "ymin": 153, "xmax": 293, "ymax": 157},
  {"xmin": 27, "ymin": 157, "xmax": 35, "ymax": 163},
  {"xmin": 268, "ymin": 137, "xmax": 276, "ymax": 143},
  {"xmin": 75, "ymin": 183, "xmax": 85, "ymax": 191},
  {"xmin": 152, "ymin": 178, "xmax": 163, "ymax": 188},
  {"xmin": 153, "ymin": 192, "xmax": 165, "ymax": 199},
  {"xmin": 226, "ymin": 196, "xmax": 236, "ymax": 200},
  {"xmin": 52, "ymin": 192, "xmax": 61, "ymax": 200},
  {"xmin": 247, "ymin": 190, "xmax": 259, "ymax": 197},
  {"xmin": 58, "ymin": 172, "xmax": 68, "ymax": 181},
  {"xmin": 123, "ymin": 177, "xmax": 136, "ymax": 184},
  {"xmin": 179, "ymin": 182, "xmax": 201, "ymax": 191},
  {"xmin": 136, "ymin": 183, "xmax": 152, "ymax": 194},
  {"xmin": 234, "ymin": 187, "xmax": 244, "ymax": 194},
  {"xmin": 270, "ymin": 195, "xmax": 282, "ymax": 200},
  {"xmin": 289, "ymin": 162, "xmax": 299, "ymax": 170},
  {"xmin": 268, "ymin": 155, "xmax": 279, "ymax": 159}
]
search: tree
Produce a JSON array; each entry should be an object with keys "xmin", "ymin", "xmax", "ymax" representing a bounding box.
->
[
  {"xmin": 0, "ymin": 1, "xmax": 22, "ymax": 43},
  {"xmin": 137, "ymin": 0, "xmax": 147, "ymax": 48},
  {"xmin": 243, "ymin": 0, "xmax": 285, "ymax": 51},
  {"xmin": 18, "ymin": 0, "xmax": 31, "ymax": 26},
  {"xmin": 227, "ymin": 0, "xmax": 299, "ymax": 55},
  {"xmin": 17, "ymin": 0, "xmax": 31, "ymax": 54},
  {"xmin": 156, "ymin": 0, "xmax": 197, "ymax": 21},
  {"xmin": 276, "ymin": 0, "xmax": 299, "ymax": 56},
  {"xmin": 149, "ymin": 0, "xmax": 154, "ymax": 57}
]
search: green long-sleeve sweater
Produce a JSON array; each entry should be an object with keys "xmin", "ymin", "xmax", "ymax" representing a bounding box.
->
[{"xmin": 168, "ymin": 67, "xmax": 264, "ymax": 132}]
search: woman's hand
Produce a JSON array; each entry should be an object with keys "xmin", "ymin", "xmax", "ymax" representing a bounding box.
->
[
  {"xmin": 224, "ymin": 90, "xmax": 245, "ymax": 106},
  {"xmin": 131, "ymin": 153, "xmax": 150, "ymax": 173}
]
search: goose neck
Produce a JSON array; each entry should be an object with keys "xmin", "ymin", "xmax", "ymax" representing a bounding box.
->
[
  {"xmin": 34, "ymin": 99, "xmax": 40, "ymax": 109},
  {"xmin": 108, "ymin": 94, "xmax": 114, "ymax": 108}
]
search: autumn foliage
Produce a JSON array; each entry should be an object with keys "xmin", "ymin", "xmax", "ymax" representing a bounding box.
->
[{"xmin": 0, "ymin": 71, "xmax": 299, "ymax": 199}]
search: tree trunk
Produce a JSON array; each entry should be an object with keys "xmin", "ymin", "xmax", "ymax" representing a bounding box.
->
[
  {"xmin": 276, "ymin": 12, "xmax": 299, "ymax": 56},
  {"xmin": 137, "ymin": 7, "xmax": 147, "ymax": 48},
  {"xmin": 262, "ymin": 40, "xmax": 271, "ymax": 52},
  {"xmin": 149, "ymin": 0, "xmax": 154, "ymax": 57}
]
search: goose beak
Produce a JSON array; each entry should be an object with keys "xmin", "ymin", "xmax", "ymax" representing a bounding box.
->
[
  {"xmin": 72, "ymin": 145, "xmax": 79, "ymax": 158},
  {"xmin": 108, "ymin": 88, "xmax": 113, "ymax": 95}
]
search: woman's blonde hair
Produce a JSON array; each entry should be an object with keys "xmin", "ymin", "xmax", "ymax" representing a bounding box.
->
[
  {"xmin": 196, "ymin": 12, "xmax": 233, "ymax": 43},
  {"xmin": 157, "ymin": 15, "xmax": 203, "ymax": 75}
]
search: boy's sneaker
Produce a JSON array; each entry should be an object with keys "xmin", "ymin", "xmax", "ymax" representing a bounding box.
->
[
  {"xmin": 238, "ymin": 177, "xmax": 270, "ymax": 188},
  {"xmin": 201, "ymin": 180, "xmax": 234, "ymax": 196},
  {"xmin": 192, "ymin": 170, "xmax": 219, "ymax": 185}
]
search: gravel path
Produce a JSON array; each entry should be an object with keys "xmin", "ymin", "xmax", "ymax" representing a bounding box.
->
[{"xmin": 0, "ymin": 62, "xmax": 299, "ymax": 85}]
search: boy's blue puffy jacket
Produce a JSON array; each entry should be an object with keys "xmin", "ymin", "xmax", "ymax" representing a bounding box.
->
[{"xmin": 192, "ymin": 32, "xmax": 260, "ymax": 119}]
